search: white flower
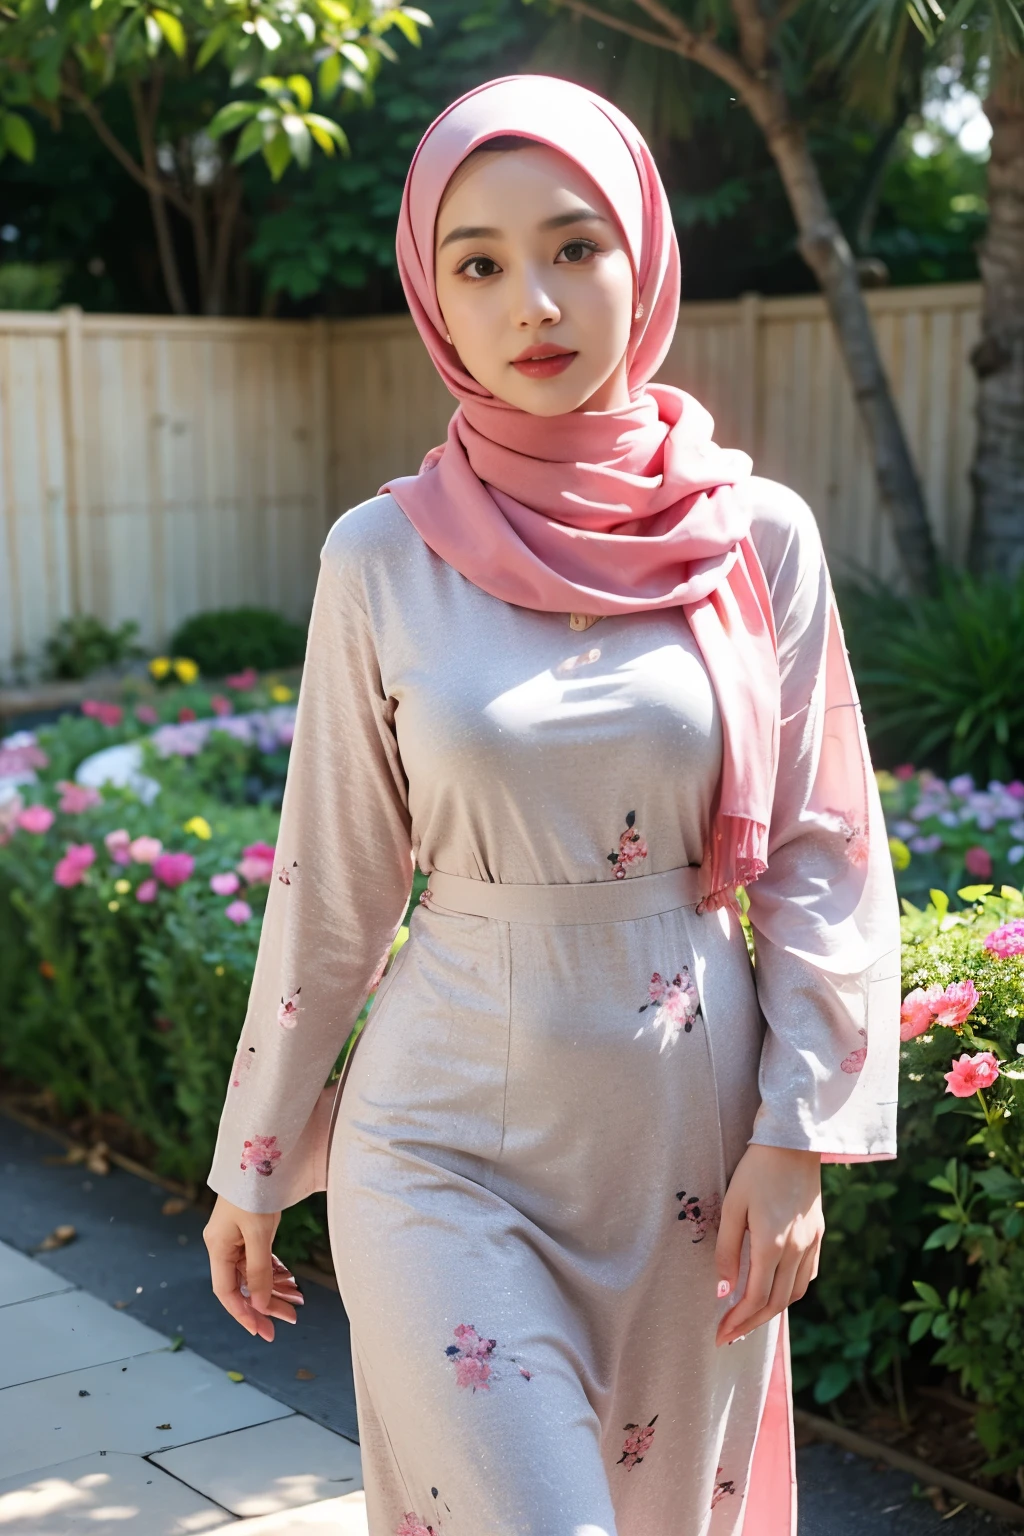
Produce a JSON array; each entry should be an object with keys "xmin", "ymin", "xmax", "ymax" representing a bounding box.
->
[{"xmin": 1008, "ymin": 846, "xmax": 1024, "ymax": 865}]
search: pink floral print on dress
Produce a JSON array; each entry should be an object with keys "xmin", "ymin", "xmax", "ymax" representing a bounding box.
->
[
  {"xmin": 240, "ymin": 1134, "xmax": 281, "ymax": 1176},
  {"xmin": 711, "ymin": 1468, "xmax": 737, "ymax": 1507},
  {"xmin": 618, "ymin": 1416, "xmax": 658, "ymax": 1468},
  {"xmin": 823, "ymin": 807, "xmax": 869, "ymax": 866},
  {"xmin": 395, "ymin": 1517, "xmax": 436, "ymax": 1536},
  {"xmin": 608, "ymin": 811, "xmax": 648, "ymax": 880},
  {"xmin": 676, "ymin": 1190, "xmax": 722, "ymax": 1243},
  {"xmin": 637, "ymin": 969, "xmax": 700, "ymax": 1050},
  {"xmin": 231, "ymin": 1045, "xmax": 256, "ymax": 1087},
  {"xmin": 277, "ymin": 988, "xmax": 301, "ymax": 1029},
  {"xmin": 444, "ymin": 1323, "xmax": 531, "ymax": 1391},
  {"xmin": 277, "ymin": 860, "xmax": 299, "ymax": 885},
  {"xmin": 840, "ymin": 1028, "xmax": 868, "ymax": 1074}
]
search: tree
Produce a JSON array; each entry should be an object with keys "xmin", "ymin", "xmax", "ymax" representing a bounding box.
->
[
  {"xmin": 0, "ymin": 0, "xmax": 431, "ymax": 314},
  {"xmin": 534, "ymin": 0, "xmax": 940, "ymax": 592},
  {"xmin": 832, "ymin": 1, "xmax": 1024, "ymax": 576}
]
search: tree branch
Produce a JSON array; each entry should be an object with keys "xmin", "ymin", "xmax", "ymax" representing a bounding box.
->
[
  {"xmin": 549, "ymin": 0, "xmax": 686, "ymax": 52},
  {"xmin": 551, "ymin": 0, "xmax": 756, "ymax": 101},
  {"xmin": 130, "ymin": 75, "xmax": 190, "ymax": 314},
  {"xmin": 62, "ymin": 78, "xmax": 192, "ymax": 220}
]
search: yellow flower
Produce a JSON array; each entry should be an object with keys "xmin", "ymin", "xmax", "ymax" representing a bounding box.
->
[
  {"xmin": 875, "ymin": 769, "xmax": 898, "ymax": 794},
  {"xmin": 270, "ymin": 684, "xmax": 293, "ymax": 703},
  {"xmin": 184, "ymin": 815, "xmax": 212, "ymax": 840},
  {"xmin": 114, "ymin": 878, "xmax": 131, "ymax": 895},
  {"xmin": 173, "ymin": 657, "xmax": 199, "ymax": 684},
  {"xmin": 888, "ymin": 836, "xmax": 911, "ymax": 871},
  {"xmin": 107, "ymin": 899, "xmax": 120, "ymax": 912},
  {"xmin": 149, "ymin": 656, "xmax": 172, "ymax": 680},
  {"xmin": 215, "ymin": 964, "xmax": 225, "ymax": 976}
]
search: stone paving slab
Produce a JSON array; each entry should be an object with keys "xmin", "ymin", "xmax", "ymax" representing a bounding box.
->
[
  {"xmin": 0, "ymin": 1346, "xmax": 292, "ymax": 1482},
  {"xmin": 0, "ymin": 1451, "xmax": 232, "ymax": 1536},
  {"xmin": 0, "ymin": 1241, "xmax": 73, "ymax": 1308},
  {"xmin": 0, "ymin": 1114, "xmax": 357, "ymax": 1438},
  {"xmin": 151, "ymin": 1416, "xmax": 363, "ymax": 1517},
  {"xmin": 228, "ymin": 1492, "xmax": 368, "ymax": 1534},
  {"xmin": 0, "ymin": 1288, "xmax": 169, "ymax": 1389}
]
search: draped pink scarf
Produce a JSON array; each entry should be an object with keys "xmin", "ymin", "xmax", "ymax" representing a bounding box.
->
[{"xmin": 383, "ymin": 75, "xmax": 781, "ymax": 910}]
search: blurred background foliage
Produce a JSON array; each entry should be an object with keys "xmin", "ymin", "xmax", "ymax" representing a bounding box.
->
[{"xmin": 0, "ymin": 0, "xmax": 992, "ymax": 315}]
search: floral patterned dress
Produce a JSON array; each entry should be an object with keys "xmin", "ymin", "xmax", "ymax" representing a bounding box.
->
[{"xmin": 207, "ymin": 480, "xmax": 900, "ymax": 1536}]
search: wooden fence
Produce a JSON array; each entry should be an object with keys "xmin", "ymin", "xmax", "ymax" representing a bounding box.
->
[{"xmin": 0, "ymin": 283, "xmax": 981, "ymax": 679}]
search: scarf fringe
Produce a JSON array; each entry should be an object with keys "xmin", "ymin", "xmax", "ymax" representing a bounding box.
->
[{"xmin": 697, "ymin": 817, "xmax": 768, "ymax": 915}]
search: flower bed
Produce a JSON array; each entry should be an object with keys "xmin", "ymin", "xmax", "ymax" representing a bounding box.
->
[{"xmin": 878, "ymin": 767, "xmax": 1024, "ymax": 901}]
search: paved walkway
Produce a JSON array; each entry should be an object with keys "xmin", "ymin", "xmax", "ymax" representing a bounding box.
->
[{"xmin": 0, "ymin": 1113, "xmax": 1009, "ymax": 1534}]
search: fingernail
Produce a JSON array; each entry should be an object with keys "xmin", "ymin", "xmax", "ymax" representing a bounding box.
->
[{"xmin": 717, "ymin": 1280, "xmax": 731, "ymax": 1299}]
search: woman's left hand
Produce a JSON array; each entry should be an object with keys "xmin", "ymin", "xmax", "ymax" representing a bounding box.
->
[{"xmin": 714, "ymin": 1144, "xmax": 823, "ymax": 1348}]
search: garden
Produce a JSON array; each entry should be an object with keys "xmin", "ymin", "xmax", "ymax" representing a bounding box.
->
[{"xmin": 5, "ymin": 584, "xmax": 1024, "ymax": 1507}]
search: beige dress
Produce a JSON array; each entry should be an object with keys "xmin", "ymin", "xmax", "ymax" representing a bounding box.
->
[{"xmin": 207, "ymin": 479, "xmax": 900, "ymax": 1536}]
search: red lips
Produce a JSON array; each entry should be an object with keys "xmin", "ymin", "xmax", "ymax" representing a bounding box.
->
[{"xmin": 510, "ymin": 342, "xmax": 577, "ymax": 379}]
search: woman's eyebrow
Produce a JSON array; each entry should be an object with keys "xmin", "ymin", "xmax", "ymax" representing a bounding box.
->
[
  {"xmin": 438, "ymin": 223, "xmax": 500, "ymax": 250},
  {"xmin": 539, "ymin": 208, "xmax": 607, "ymax": 230},
  {"xmin": 437, "ymin": 208, "xmax": 607, "ymax": 251}
]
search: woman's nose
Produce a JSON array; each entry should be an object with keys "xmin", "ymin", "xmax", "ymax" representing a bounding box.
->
[{"xmin": 511, "ymin": 266, "xmax": 560, "ymax": 329}]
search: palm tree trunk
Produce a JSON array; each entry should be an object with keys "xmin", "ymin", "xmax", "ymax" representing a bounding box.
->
[
  {"xmin": 968, "ymin": 62, "xmax": 1024, "ymax": 575},
  {"xmin": 760, "ymin": 116, "xmax": 937, "ymax": 592}
]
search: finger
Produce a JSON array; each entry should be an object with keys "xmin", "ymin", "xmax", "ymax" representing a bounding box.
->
[
  {"xmin": 727, "ymin": 1246, "xmax": 802, "ymax": 1341},
  {"xmin": 244, "ymin": 1242, "xmax": 276, "ymax": 1316},
  {"xmin": 209, "ymin": 1251, "xmax": 261, "ymax": 1337},
  {"xmin": 789, "ymin": 1242, "xmax": 818, "ymax": 1307},
  {"xmin": 717, "ymin": 1251, "xmax": 777, "ymax": 1346},
  {"xmin": 714, "ymin": 1194, "xmax": 746, "ymax": 1302}
]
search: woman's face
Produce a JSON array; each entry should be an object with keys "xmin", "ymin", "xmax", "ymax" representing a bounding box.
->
[{"xmin": 434, "ymin": 143, "xmax": 635, "ymax": 416}]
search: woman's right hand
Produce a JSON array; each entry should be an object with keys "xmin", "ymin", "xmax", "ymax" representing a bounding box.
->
[{"xmin": 204, "ymin": 1195, "xmax": 304, "ymax": 1342}]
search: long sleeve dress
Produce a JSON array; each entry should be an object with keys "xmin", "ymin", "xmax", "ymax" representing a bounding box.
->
[{"xmin": 207, "ymin": 478, "xmax": 900, "ymax": 1536}]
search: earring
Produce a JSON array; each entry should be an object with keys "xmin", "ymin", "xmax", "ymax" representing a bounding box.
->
[
  {"xmin": 444, "ymin": 331, "xmax": 452, "ymax": 343},
  {"xmin": 634, "ymin": 302, "xmax": 644, "ymax": 320}
]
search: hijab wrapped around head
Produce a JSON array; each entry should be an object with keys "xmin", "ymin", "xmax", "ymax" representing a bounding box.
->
[{"xmin": 382, "ymin": 74, "xmax": 781, "ymax": 911}]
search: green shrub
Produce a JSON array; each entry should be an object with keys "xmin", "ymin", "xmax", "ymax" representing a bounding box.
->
[
  {"xmin": 169, "ymin": 608, "xmax": 308, "ymax": 678},
  {"xmin": 44, "ymin": 615, "xmax": 145, "ymax": 680},
  {"xmin": 0, "ymin": 261, "xmax": 65, "ymax": 311},
  {"xmin": 838, "ymin": 568, "xmax": 1024, "ymax": 782}
]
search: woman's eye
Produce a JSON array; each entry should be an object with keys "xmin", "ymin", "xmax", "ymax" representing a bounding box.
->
[
  {"xmin": 558, "ymin": 240, "xmax": 597, "ymax": 264},
  {"xmin": 459, "ymin": 256, "xmax": 500, "ymax": 279}
]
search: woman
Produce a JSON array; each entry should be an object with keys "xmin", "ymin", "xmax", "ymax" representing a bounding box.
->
[{"xmin": 204, "ymin": 75, "xmax": 900, "ymax": 1536}]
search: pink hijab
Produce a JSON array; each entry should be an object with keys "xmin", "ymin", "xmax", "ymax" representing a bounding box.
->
[{"xmin": 383, "ymin": 75, "xmax": 781, "ymax": 911}]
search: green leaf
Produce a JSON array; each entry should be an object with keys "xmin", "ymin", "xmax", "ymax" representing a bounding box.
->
[
  {"xmin": 922, "ymin": 1222, "xmax": 962, "ymax": 1251},
  {"xmin": 813, "ymin": 1360, "xmax": 852, "ymax": 1404},
  {"xmin": 400, "ymin": 4, "xmax": 432, "ymax": 21},
  {"xmin": 196, "ymin": 21, "xmax": 230, "ymax": 70},
  {"xmin": 957, "ymin": 884, "xmax": 994, "ymax": 901},
  {"xmin": 339, "ymin": 41, "xmax": 368, "ymax": 72},
  {"xmin": 255, "ymin": 16, "xmax": 281, "ymax": 50},
  {"xmin": 152, "ymin": 9, "xmax": 186, "ymax": 59},
  {"xmin": 208, "ymin": 100, "xmax": 260, "ymax": 139},
  {"xmin": 280, "ymin": 113, "xmax": 311, "ymax": 170},
  {"xmin": 2, "ymin": 112, "xmax": 36, "ymax": 164},
  {"xmin": 912, "ymin": 1280, "xmax": 943, "ymax": 1309},
  {"xmin": 304, "ymin": 113, "xmax": 347, "ymax": 153},
  {"xmin": 286, "ymin": 74, "xmax": 313, "ymax": 110},
  {"xmin": 929, "ymin": 888, "xmax": 949, "ymax": 918},
  {"xmin": 317, "ymin": 52, "xmax": 341, "ymax": 100},
  {"xmin": 907, "ymin": 1310, "xmax": 934, "ymax": 1344},
  {"xmin": 232, "ymin": 116, "xmax": 266, "ymax": 164},
  {"xmin": 387, "ymin": 8, "xmax": 423, "ymax": 45},
  {"xmin": 263, "ymin": 127, "xmax": 292, "ymax": 181}
]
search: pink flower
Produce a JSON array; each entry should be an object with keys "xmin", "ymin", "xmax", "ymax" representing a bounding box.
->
[
  {"xmin": 134, "ymin": 703, "xmax": 159, "ymax": 726},
  {"xmin": 609, "ymin": 812, "xmax": 648, "ymax": 880},
  {"xmin": 900, "ymin": 987, "xmax": 940, "ymax": 1041},
  {"xmin": 17, "ymin": 804, "xmax": 55, "ymax": 834},
  {"xmin": 56, "ymin": 781, "xmax": 102, "ymax": 814},
  {"xmin": 210, "ymin": 694, "xmax": 233, "ymax": 717},
  {"xmin": 136, "ymin": 878, "xmax": 159, "ymax": 903},
  {"xmin": 964, "ymin": 845, "xmax": 993, "ymax": 879},
  {"xmin": 237, "ymin": 841, "xmax": 276, "ymax": 885},
  {"xmin": 53, "ymin": 842, "xmax": 96, "ymax": 887},
  {"xmin": 1008, "ymin": 781, "xmax": 1024, "ymax": 800},
  {"xmin": 931, "ymin": 979, "xmax": 979, "ymax": 1029},
  {"xmin": 984, "ymin": 920, "xmax": 1024, "ymax": 959},
  {"xmin": 454, "ymin": 1356, "xmax": 491, "ymax": 1391},
  {"xmin": 240, "ymin": 1133, "xmax": 282, "ymax": 1176},
  {"xmin": 211, "ymin": 871, "xmax": 241, "ymax": 896},
  {"xmin": 642, "ymin": 968, "xmax": 700, "ymax": 1047},
  {"xmin": 619, "ymin": 1419, "xmax": 657, "ymax": 1469},
  {"xmin": 894, "ymin": 764, "xmax": 916, "ymax": 781},
  {"xmin": 82, "ymin": 699, "xmax": 123, "ymax": 727},
  {"xmin": 677, "ymin": 1190, "xmax": 722, "ymax": 1243},
  {"xmin": 225, "ymin": 899, "xmax": 253, "ymax": 924},
  {"xmin": 395, "ymin": 1516, "xmax": 434, "ymax": 1536},
  {"xmin": 277, "ymin": 988, "xmax": 301, "ymax": 1026},
  {"xmin": 129, "ymin": 835, "xmax": 163, "ymax": 864},
  {"xmin": 104, "ymin": 828, "xmax": 132, "ymax": 864},
  {"xmin": 0, "ymin": 793, "xmax": 25, "ymax": 845},
  {"xmin": 944, "ymin": 1051, "xmax": 1000, "ymax": 1098},
  {"xmin": 178, "ymin": 706, "xmax": 197, "ymax": 723},
  {"xmin": 841, "ymin": 1046, "xmax": 868, "ymax": 1074},
  {"xmin": 153, "ymin": 851, "xmax": 195, "ymax": 888},
  {"xmin": 226, "ymin": 667, "xmax": 259, "ymax": 690}
]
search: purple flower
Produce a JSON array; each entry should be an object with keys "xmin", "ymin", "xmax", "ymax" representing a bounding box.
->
[{"xmin": 136, "ymin": 878, "xmax": 159, "ymax": 903}]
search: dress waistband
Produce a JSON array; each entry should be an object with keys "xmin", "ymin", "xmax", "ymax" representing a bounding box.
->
[{"xmin": 423, "ymin": 866, "xmax": 703, "ymax": 926}]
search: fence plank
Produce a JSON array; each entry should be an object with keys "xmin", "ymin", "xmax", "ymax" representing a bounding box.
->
[{"xmin": 0, "ymin": 285, "xmax": 982, "ymax": 678}]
